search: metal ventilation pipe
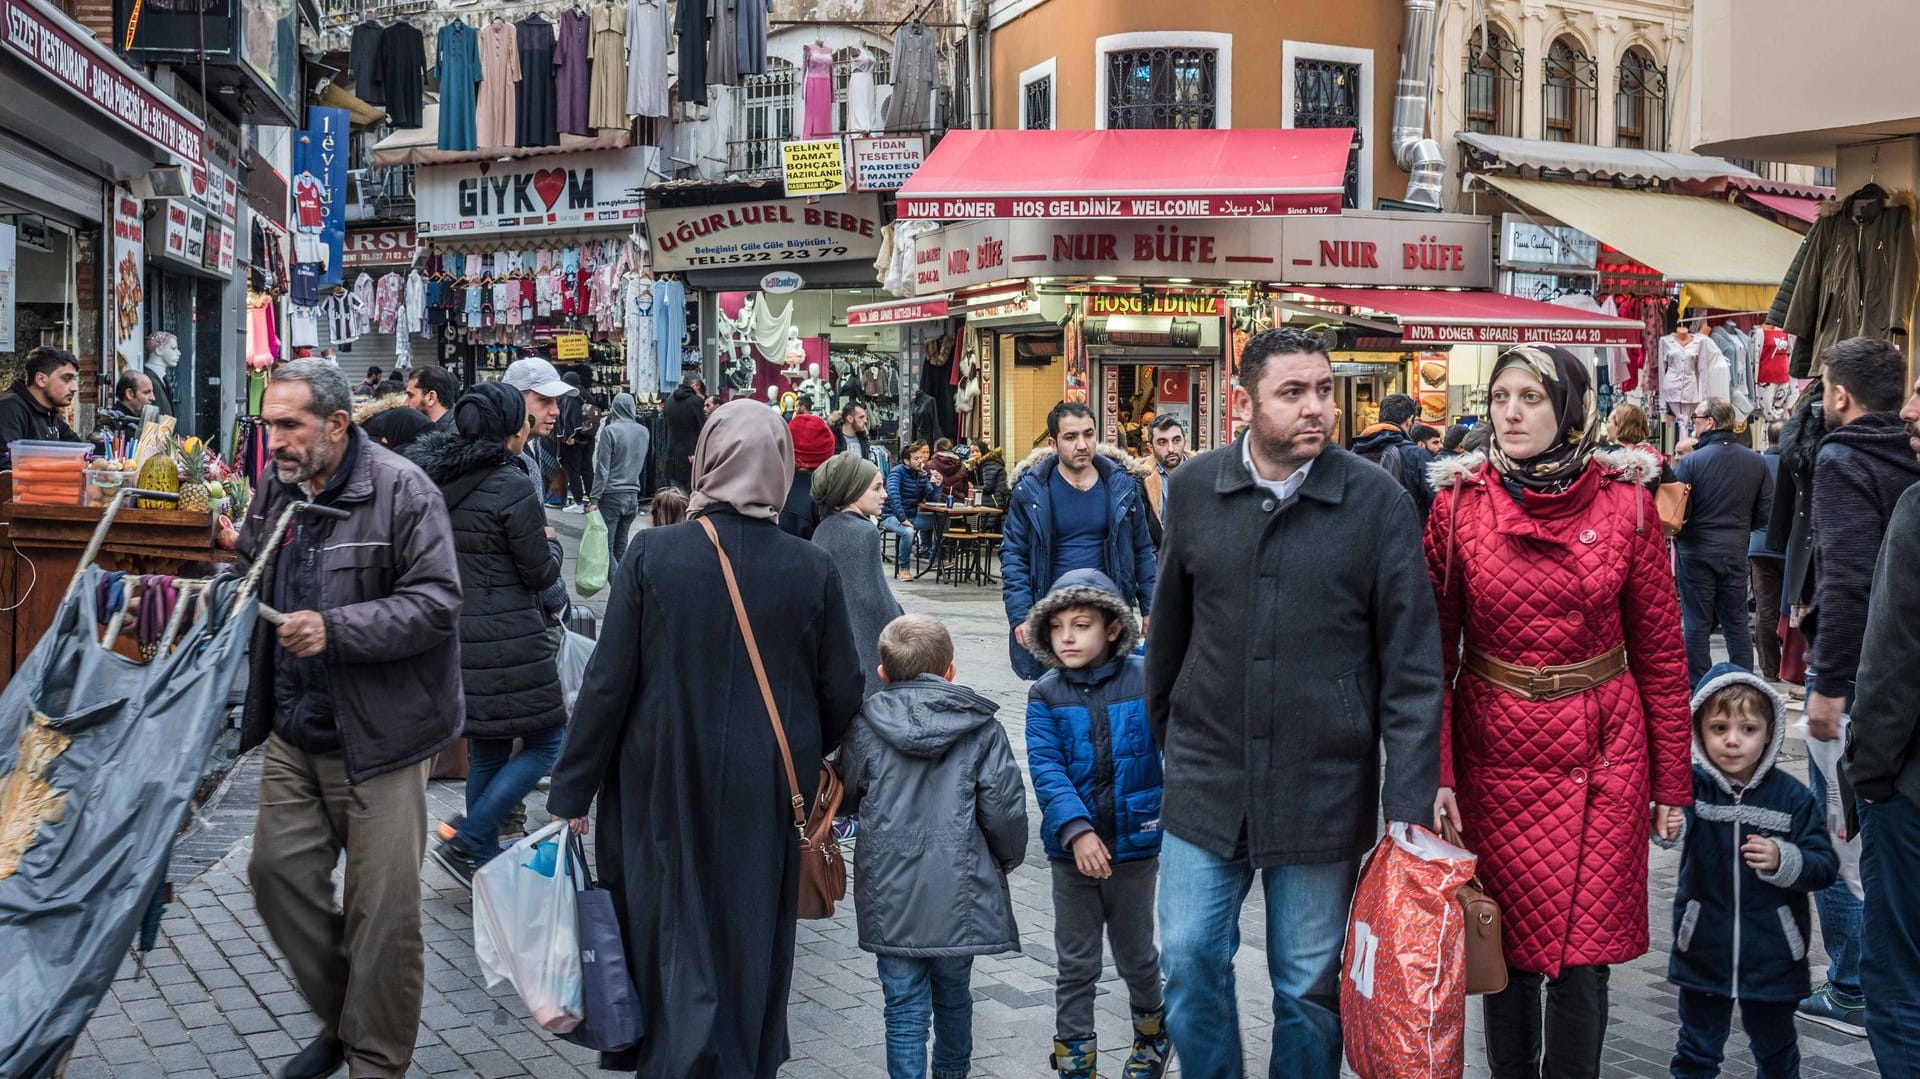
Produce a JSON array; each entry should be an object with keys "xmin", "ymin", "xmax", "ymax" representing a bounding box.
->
[{"xmin": 1390, "ymin": 0, "xmax": 1447, "ymax": 210}]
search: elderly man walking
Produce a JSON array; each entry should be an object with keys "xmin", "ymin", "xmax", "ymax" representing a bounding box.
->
[
  {"xmin": 235, "ymin": 360, "xmax": 464, "ymax": 1079},
  {"xmin": 1671, "ymin": 396, "xmax": 1773, "ymax": 683},
  {"xmin": 1145, "ymin": 328, "xmax": 1442, "ymax": 1079}
]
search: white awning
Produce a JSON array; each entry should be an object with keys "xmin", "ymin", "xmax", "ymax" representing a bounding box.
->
[{"xmin": 1459, "ymin": 133, "xmax": 1759, "ymax": 183}]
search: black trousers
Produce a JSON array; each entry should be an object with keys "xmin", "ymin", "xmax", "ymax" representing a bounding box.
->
[
  {"xmin": 561, "ymin": 441, "xmax": 593, "ymax": 502},
  {"xmin": 1750, "ymin": 556, "xmax": 1784, "ymax": 679},
  {"xmin": 1483, "ymin": 964, "xmax": 1610, "ymax": 1079},
  {"xmin": 1671, "ymin": 989, "xmax": 1799, "ymax": 1079}
]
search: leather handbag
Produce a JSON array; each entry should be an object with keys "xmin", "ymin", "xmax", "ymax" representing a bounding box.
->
[
  {"xmin": 1655, "ymin": 480, "xmax": 1691, "ymax": 537},
  {"xmin": 1440, "ymin": 817, "xmax": 1508, "ymax": 995},
  {"xmin": 699, "ymin": 517, "xmax": 848, "ymax": 920}
]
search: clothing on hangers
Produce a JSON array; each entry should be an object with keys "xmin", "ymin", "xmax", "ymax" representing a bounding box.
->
[
  {"xmin": 587, "ymin": 0, "xmax": 627, "ymax": 129},
  {"xmin": 476, "ymin": 18, "xmax": 522, "ymax": 148},
  {"xmin": 514, "ymin": 14, "xmax": 559, "ymax": 146},
  {"xmin": 350, "ymin": 22, "xmax": 386, "ymax": 103},
  {"xmin": 554, "ymin": 6, "xmax": 593, "ymax": 134},
  {"xmin": 435, "ymin": 21, "xmax": 482, "ymax": 150},
  {"xmin": 800, "ymin": 42, "xmax": 834, "ymax": 139},
  {"xmin": 374, "ymin": 20, "xmax": 427, "ymax": 128},
  {"xmin": 624, "ymin": 0, "xmax": 668, "ymax": 119}
]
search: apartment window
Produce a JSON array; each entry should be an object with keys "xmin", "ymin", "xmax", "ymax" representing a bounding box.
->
[
  {"xmin": 1813, "ymin": 165, "xmax": 1836, "ymax": 187},
  {"xmin": 733, "ymin": 58, "xmax": 796, "ymax": 176},
  {"xmin": 1294, "ymin": 60, "xmax": 1363, "ymax": 208},
  {"xmin": 1465, "ymin": 24, "xmax": 1522, "ymax": 138},
  {"xmin": 1023, "ymin": 76, "xmax": 1053, "ymax": 129},
  {"xmin": 1106, "ymin": 47, "xmax": 1218, "ymax": 129},
  {"xmin": 1614, "ymin": 46, "xmax": 1666, "ymax": 150},
  {"xmin": 1542, "ymin": 37, "xmax": 1597, "ymax": 144}
]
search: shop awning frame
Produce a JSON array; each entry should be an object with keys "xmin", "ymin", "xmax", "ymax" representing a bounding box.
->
[
  {"xmin": 896, "ymin": 128, "xmax": 1356, "ymax": 220},
  {"xmin": 1277, "ymin": 287, "xmax": 1645, "ymax": 347},
  {"xmin": 1457, "ymin": 132, "xmax": 1759, "ymax": 184}
]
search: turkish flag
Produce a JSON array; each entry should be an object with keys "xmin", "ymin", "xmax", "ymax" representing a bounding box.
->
[{"xmin": 1158, "ymin": 370, "xmax": 1191, "ymax": 405}]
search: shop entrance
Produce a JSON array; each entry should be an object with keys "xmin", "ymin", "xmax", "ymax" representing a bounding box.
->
[
  {"xmin": 1331, "ymin": 359, "xmax": 1408, "ymax": 446},
  {"xmin": 1095, "ymin": 360, "xmax": 1217, "ymax": 456}
]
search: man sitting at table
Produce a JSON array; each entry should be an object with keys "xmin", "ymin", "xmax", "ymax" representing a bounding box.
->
[{"xmin": 0, "ymin": 347, "xmax": 85, "ymax": 466}]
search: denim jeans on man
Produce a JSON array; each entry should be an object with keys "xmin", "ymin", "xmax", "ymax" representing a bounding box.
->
[
  {"xmin": 875, "ymin": 954, "xmax": 974, "ymax": 1079},
  {"xmin": 457, "ymin": 728, "xmax": 566, "ymax": 861},
  {"xmin": 599, "ymin": 491, "xmax": 640, "ymax": 565},
  {"xmin": 1158, "ymin": 832, "xmax": 1356, "ymax": 1079},
  {"xmin": 1675, "ymin": 547, "xmax": 1754, "ymax": 684},
  {"xmin": 1671, "ymin": 990, "xmax": 1799, "ymax": 1079},
  {"xmin": 881, "ymin": 513, "xmax": 933, "ymax": 569},
  {"xmin": 1862, "ymin": 795, "xmax": 1920, "ymax": 1077}
]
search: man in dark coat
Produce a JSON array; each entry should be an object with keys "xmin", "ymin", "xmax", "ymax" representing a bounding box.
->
[
  {"xmin": 0, "ymin": 347, "xmax": 84, "ymax": 464},
  {"xmin": 231, "ymin": 360, "xmax": 463, "ymax": 1079},
  {"xmin": 662, "ymin": 374, "xmax": 708, "ymax": 490},
  {"xmin": 1349, "ymin": 391, "xmax": 1435, "ymax": 520},
  {"xmin": 546, "ymin": 400, "xmax": 864, "ymax": 1078},
  {"xmin": 1144, "ymin": 328, "xmax": 1442, "ymax": 1079},
  {"xmin": 1800, "ymin": 336, "xmax": 1920, "ymax": 1035},
  {"xmin": 1672, "ymin": 396, "xmax": 1773, "ymax": 682}
]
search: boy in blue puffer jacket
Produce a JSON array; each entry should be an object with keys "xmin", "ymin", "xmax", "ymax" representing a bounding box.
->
[
  {"xmin": 1664, "ymin": 664, "xmax": 1838, "ymax": 1078},
  {"xmin": 1024, "ymin": 568, "xmax": 1169, "ymax": 1079}
]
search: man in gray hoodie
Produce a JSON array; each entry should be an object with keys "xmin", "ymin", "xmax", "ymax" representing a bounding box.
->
[{"xmin": 588, "ymin": 392, "xmax": 652, "ymax": 563}]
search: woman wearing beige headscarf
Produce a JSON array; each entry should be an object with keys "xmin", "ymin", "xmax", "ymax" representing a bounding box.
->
[{"xmin": 547, "ymin": 400, "xmax": 865, "ymax": 1078}]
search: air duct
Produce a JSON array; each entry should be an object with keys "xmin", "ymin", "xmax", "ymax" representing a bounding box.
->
[{"xmin": 1390, "ymin": 0, "xmax": 1446, "ymax": 210}]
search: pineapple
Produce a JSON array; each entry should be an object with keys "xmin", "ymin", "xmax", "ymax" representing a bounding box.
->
[{"xmin": 177, "ymin": 437, "xmax": 210, "ymax": 513}]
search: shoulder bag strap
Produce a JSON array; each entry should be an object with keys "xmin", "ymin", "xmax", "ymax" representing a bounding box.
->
[{"xmin": 699, "ymin": 516, "xmax": 808, "ymax": 834}]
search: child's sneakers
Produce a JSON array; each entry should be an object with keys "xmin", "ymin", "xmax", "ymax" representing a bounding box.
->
[
  {"xmin": 1050, "ymin": 1037, "xmax": 1096, "ymax": 1079},
  {"xmin": 1123, "ymin": 1009, "xmax": 1171, "ymax": 1079}
]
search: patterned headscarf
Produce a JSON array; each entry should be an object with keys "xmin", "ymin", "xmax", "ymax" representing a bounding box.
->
[
  {"xmin": 688, "ymin": 399, "xmax": 794, "ymax": 521},
  {"xmin": 1486, "ymin": 344, "xmax": 1602, "ymax": 494}
]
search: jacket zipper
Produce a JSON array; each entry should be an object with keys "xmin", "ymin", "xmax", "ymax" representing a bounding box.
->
[
  {"xmin": 1730, "ymin": 788, "xmax": 1744, "ymax": 996},
  {"xmin": 1083, "ymin": 683, "xmax": 1117, "ymax": 846}
]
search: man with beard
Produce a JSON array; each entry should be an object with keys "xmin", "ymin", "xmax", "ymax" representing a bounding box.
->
[
  {"xmin": 0, "ymin": 347, "xmax": 84, "ymax": 463},
  {"xmin": 1799, "ymin": 337, "xmax": 1920, "ymax": 1037},
  {"xmin": 1139, "ymin": 415, "xmax": 1186, "ymax": 548},
  {"xmin": 1001, "ymin": 401, "xmax": 1156, "ymax": 680},
  {"xmin": 232, "ymin": 360, "xmax": 462, "ymax": 1079},
  {"xmin": 1144, "ymin": 328, "xmax": 1441, "ymax": 1079}
]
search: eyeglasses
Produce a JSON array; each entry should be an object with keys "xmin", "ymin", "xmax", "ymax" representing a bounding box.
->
[{"xmin": 1692, "ymin": 412, "xmax": 1709, "ymax": 421}]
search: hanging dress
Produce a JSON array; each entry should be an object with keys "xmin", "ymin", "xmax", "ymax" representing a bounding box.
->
[
  {"xmin": 434, "ymin": 21, "xmax": 482, "ymax": 151},
  {"xmin": 625, "ymin": 0, "xmax": 668, "ymax": 118},
  {"xmin": 554, "ymin": 7, "xmax": 593, "ymax": 136},
  {"xmin": 800, "ymin": 42, "xmax": 833, "ymax": 139},
  {"xmin": 588, "ymin": 0, "xmax": 628, "ymax": 130},
  {"xmin": 475, "ymin": 18, "xmax": 522, "ymax": 148},
  {"xmin": 845, "ymin": 46, "xmax": 877, "ymax": 134},
  {"xmin": 515, "ymin": 16, "xmax": 559, "ymax": 147}
]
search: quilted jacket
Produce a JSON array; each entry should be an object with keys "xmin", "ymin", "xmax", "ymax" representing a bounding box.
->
[{"xmin": 1425, "ymin": 449, "xmax": 1695, "ymax": 976}]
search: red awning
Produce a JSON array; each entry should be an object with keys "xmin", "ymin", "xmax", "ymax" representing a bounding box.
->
[
  {"xmin": 1742, "ymin": 191, "xmax": 1823, "ymax": 223},
  {"xmin": 1281, "ymin": 287, "xmax": 1644, "ymax": 347},
  {"xmin": 896, "ymin": 128, "xmax": 1355, "ymax": 220}
]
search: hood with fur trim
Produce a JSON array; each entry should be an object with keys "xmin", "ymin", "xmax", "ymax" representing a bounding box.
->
[
  {"xmin": 1011, "ymin": 443, "xmax": 1151, "ymax": 484},
  {"xmin": 1426, "ymin": 445, "xmax": 1661, "ymax": 491},
  {"xmin": 1688, "ymin": 664, "xmax": 1789, "ymax": 796},
  {"xmin": 352, "ymin": 392, "xmax": 411, "ymax": 426},
  {"xmin": 406, "ymin": 428, "xmax": 513, "ymax": 486},
  {"xmin": 1022, "ymin": 567, "xmax": 1142, "ymax": 671}
]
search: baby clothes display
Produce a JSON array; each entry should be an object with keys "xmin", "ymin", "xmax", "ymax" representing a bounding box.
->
[{"xmin": 476, "ymin": 19, "xmax": 522, "ymax": 148}]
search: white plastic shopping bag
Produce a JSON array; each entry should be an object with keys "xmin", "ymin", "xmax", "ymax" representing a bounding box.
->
[
  {"xmin": 558, "ymin": 630, "xmax": 595, "ymax": 714},
  {"xmin": 1804, "ymin": 715, "xmax": 1864, "ymax": 900},
  {"xmin": 473, "ymin": 821, "xmax": 585, "ymax": 1032}
]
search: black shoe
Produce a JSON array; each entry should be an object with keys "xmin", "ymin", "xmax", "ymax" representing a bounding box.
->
[
  {"xmin": 429, "ymin": 841, "xmax": 480, "ymax": 886},
  {"xmin": 278, "ymin": 1036, "xmax": 344, "ymax": 1079}
]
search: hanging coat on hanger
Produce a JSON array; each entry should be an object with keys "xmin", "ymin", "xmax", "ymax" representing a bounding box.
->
[
  {"xmin": 734, "ymin": 0, "xmax": 770, "ymax": 77},
  {"xmin": 674, "ymin": 0, "xmax": 708, "ymax": 105},
  {"xmin": 515, "ymin": 15, "xmax": 559, "ymax": 147},
  {"xmin": 625, "ymin": 0, "xmax": 669, "ymax": 118},
  {"xmin": 708, "ymin": 0, "xmax": 739, "ymax": 86},
  {"xmin": 435, "ymin": 22, "xmax": 483, "ymax": 151},
  {"xmin": 554, "ymin": 7, "xmax": 593, "ymax": 136},
  {"xmin": 884, "ymin": 22, "xmax": 937, "ymax": 133},
  {"xmin": 588, "ymin": 0, "xmax": 628, "ymax": 130},
  {"xmin": 1782, "ymin": 187, "xmax": 1918, "ymax": 376},
  {"xmin": 374, "ymin": 20, "xmax": 427, "ymax": 129},
  {"xmin": 475, "ymin": 19, "xmax": 522, "ymax": 148},
  {"xmin": 350, "ymin": 22, "xmax": 386, "ymax": 103}
]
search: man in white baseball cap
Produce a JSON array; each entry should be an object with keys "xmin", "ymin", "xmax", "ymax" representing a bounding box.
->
[{"xmin": 501, "ymin": 356, "xmax": 577, "ymax": 441}]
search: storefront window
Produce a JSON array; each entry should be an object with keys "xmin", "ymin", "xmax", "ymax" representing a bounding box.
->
[
  {"xmin": 713, "ymin": 287, "xmax": 911, "ymax": 445},
  {"xmin": 239, "ymin": 0, "xmax": 299, "ymax": 118},
  {"xmin": 1105, "ymin": 48, "xmax": 1217, "ymax": 130}
]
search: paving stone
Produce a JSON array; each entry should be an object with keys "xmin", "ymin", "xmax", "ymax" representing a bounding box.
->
[
  {"xmin": 204, "ymin": 1048, "xmax": 263, "ymax": 1078},
  {"xmin": 95, "ymin": 1035, "xmax": 153, "ymax": 1066}
]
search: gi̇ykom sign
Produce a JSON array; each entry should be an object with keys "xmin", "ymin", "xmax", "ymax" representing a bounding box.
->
[
  {"xmin": 914, "ymin": 212, "xmax": 1492, "ymax": 294},
  {"xmin": 416, "ymin": 148, "xmax": 648, "ymax": 236},
  {"xmin": 781, "ymin": 139, "xmax": 847, "ymax": 197},
  {"xmin": 0, "ymin": 0, "xmax": 204, "ymax": 165},
  {"xmin": 851, "ymin": 136, "xmax": 924, "ymax": 192},
  {"xmin": 344, "ymin": 226, "xmax": 418, "ymax": 268},
  {"xmin": 647, "ymin": 193, "xmax": 883, "ymax": 272}
]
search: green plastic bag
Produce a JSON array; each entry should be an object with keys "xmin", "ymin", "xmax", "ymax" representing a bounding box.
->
[{"xmin": 577, "ymin": 510, "xmax": 610, "ymax": 595}]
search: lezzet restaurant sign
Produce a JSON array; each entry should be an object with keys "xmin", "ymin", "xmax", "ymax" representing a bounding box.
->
[{"xmin": 913, "ymin": 212, "xmax": 1492, "ymax": 294}]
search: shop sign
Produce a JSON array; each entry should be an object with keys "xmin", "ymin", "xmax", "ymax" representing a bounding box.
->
[
  {"xmin": 0, "ymin": 0, "xmax": 205, "ymax": 165},
  {"xmin": 293, "ymin": 106, "xmax": 349, "ymax": 285},
  {"xmin": 1500, "ymin": 216, "xmax": 1597, "ymax": 269},
  {"xmin": 1396, "ymin": 322, "xmax": 1642, "ymax": 347},
  {"xmin": 343, "ymin": 226, "xmax": 418, "ymax": 268},
  {"xmin": 780, "ymin": 138, "xmax": 848, "ymax": 197},
  {"xmin": 847, "ymin": 296, "xmax": 950, "ymax": 327},
  {"xmin": 553, "ymin": 333, "xmax": 589, "ymax": 360},
  {"xmin": 850, "ymin": 136, "xmax": 924, "ymax": 192},
  {"xmin": 112, "ymin": 0, "xmax": 234, "ymax": 57},
  {"xmin": 646, "ymin": 193, "xmax": 883, "ymax": 272},
  {"xmin": 0, "ymin": 221, "xmax": 14, "ymax": 352},
  {"xmin": 914, "ymin": 212, "xmax": 1492, "ymax": 294},
  {"xmin": 110, "ymin": 186, "xmax": 144, "ymax": 367},
  {"xmin": 416, "ymin": 148, "xmax": 648, "ymax": 237},
  {"xmin": 215, "ymin": 222, "xmax": 234, "ymax": 275},
  {"xmin": 1083, "ymin": 294, "xmax": 1224, "ymax": 317},
  {"xmin": 759, "ymin": 270, "xmax": 803, "ymax": 294},
  {"xmin": 898, "ymin": 193, "xmax": 1336, "ymax": 220}
]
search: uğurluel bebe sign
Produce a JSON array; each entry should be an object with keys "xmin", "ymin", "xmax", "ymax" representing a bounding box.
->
[{"xmin": 646, "ymin": 193, "xmax": 884, "ymax": 272}]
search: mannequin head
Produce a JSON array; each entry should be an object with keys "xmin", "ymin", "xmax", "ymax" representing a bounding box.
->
[
  {"xmin": 807, "ymin": 362, "xmax": 820, "ymax": 379},
  {"xmin": 145, "ymin": 332, "xmax": 181, "ymax": 372}
]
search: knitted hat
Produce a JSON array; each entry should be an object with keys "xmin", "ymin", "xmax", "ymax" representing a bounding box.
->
[
  {"xmin": 812, "ymin": 451, "xmax": 879, "ymax": 511},
  {"xmin": 788, "ymin": 413, "xmax": 837, "ymax": 471}
]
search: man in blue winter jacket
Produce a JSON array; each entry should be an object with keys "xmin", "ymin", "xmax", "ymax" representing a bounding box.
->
[{"xmin": 1001, "ymin": 402, "xmax": 1156, "ymax": 680}]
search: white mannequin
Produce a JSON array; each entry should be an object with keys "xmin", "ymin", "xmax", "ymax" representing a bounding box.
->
[
  {"xmin": 144, "ymin": 332, "xmax": 180, "ymax": 417},
  {"xmin": 955, "ymin": 354, "xmax": 980, "ymax": 418},
  {"xmin": 1659, "ymin": 325, "xmax": 1710, "ymax": 437},
  {"xmin": 781, "ymin": 327, "xmax": 807, "ymax": 379},
  {"xmin": 797, "ymin": 361, "xmax": 832, "ymax": 415}
]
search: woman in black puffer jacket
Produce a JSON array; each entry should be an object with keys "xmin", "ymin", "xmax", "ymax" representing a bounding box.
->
[{"xmin": 408, "ymin": 382, "xmax": 567, "ymax": 880}]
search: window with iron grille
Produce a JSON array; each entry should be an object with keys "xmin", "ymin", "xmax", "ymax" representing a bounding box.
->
[
  {"xmin": 1543, "ymin": 37, "xmax": 1597, "ymax": 144},
  {"xmin": 1105, "ymin": 48, "xmax": 1217, "ymax": 129},
  {"xmin": 1023, "ymin": 75, "xmax": 1053, "ymax": 129},
  {"xmin": 1465, "ymin": 24, "xmax": 1522, "ymax": 138},
  {"xmin": 1613, "ymin": 47, "xmax": 1666, "ymax": 150},
  {"xmin": 733, "ymin": 59, "xmax": 796, "ymax": 176},
  {"xmin": 1293, "ymin": 59, "xmax": 1362, "ymax": 208}
]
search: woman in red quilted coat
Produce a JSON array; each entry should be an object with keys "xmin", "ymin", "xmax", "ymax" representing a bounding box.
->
[{"xmin": 1425, "ymin": 344, "xmax": 1693, "ymax": 1079}]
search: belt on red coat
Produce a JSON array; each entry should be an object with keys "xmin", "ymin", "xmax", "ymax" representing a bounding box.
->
[{"xmin": 1462, "ymin": 643, "xmax": 1629, "ymax": 702}]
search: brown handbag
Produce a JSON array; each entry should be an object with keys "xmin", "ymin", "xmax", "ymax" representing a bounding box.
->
[
  {"xmin": 1439, "ymin": 817, "xmax": 1508, "ymax": 995},
  {"xmin": 700, "ymin": 517, "xmax": 847, "ymax": 920},
  {"xmin": 1655, "ymin": 480, "xmax": 1692, "ymax": 537}
]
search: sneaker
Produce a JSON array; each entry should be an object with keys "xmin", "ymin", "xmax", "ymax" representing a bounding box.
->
[
  {"xmin": 563, "ymin": 504, "xmax": 587, "ymax": 514},
  {"xmin": 1797, "ymin": 982, "xmax": 1868, "ymax": 1036},
  {"xmin": 434, "ymin": 815, "xmax": 466, "ymax": 844},
  {"xmin": 428, "ymin": 841, "xmax": 481, "ymax": 886}
]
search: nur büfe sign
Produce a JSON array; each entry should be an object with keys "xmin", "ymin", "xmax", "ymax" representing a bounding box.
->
[{"xmin": 416, "ymin": 148, "xmax": 648, "ymax": 236}]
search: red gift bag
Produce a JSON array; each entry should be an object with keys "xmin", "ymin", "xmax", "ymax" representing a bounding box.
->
[{"xmin": 1341, "ymin": 824, "xmax": 1478, "ymax": 1079}]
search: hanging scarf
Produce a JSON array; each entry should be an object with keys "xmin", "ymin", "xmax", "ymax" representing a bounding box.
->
[{"xmin": 1486, "ymin": 344, "xmax": 1602, "ymax": 495}]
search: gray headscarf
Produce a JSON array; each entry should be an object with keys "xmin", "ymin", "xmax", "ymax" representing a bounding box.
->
[{"xmin": 688, "ymin": 399, "xmax": 793, "ymax": 521}]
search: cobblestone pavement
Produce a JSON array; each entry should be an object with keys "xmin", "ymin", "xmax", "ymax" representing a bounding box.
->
[{"xmin": 68, "ymin": 505, "xmax": 1883, "ymax": 1077}]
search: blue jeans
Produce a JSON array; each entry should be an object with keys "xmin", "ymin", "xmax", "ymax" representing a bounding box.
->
[
  {"xmin": 1676, "ymin": 548, "xmax": 1753, "ymax": 684},
  {"xmin": 875, "ymin": 954, "xmax": 974, "ymax": 1079},
  {"xmin": 1671, "ymin": 990, "xmax": 1799, "ymax": 1078},
  {"xmin": 458, "ymin": 728, "xmax": 566, "ymax": 862},
  {"xmin": 600, "ymin": 491, "xmax": 639, "ymax": 565},
  {"xmin": 1158, "ymin": 831, "xmax": 1358, "ymax": 1079},
  {"xmin": 881, "ymin": 513, "xmax": 932, "ymax": 569},
  {"xmin": 1808, "ymin": 737, "xmax": 1865, "ymax": 1004},
  {"xmin": 1862, "ymin": 795, "xmax": 1920, "ymax": 1077}
]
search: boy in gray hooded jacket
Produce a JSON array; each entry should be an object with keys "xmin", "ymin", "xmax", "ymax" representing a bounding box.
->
[{"xmin": 841, "ymin": 614, "xmax": 1029, "ymax": 1079}]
